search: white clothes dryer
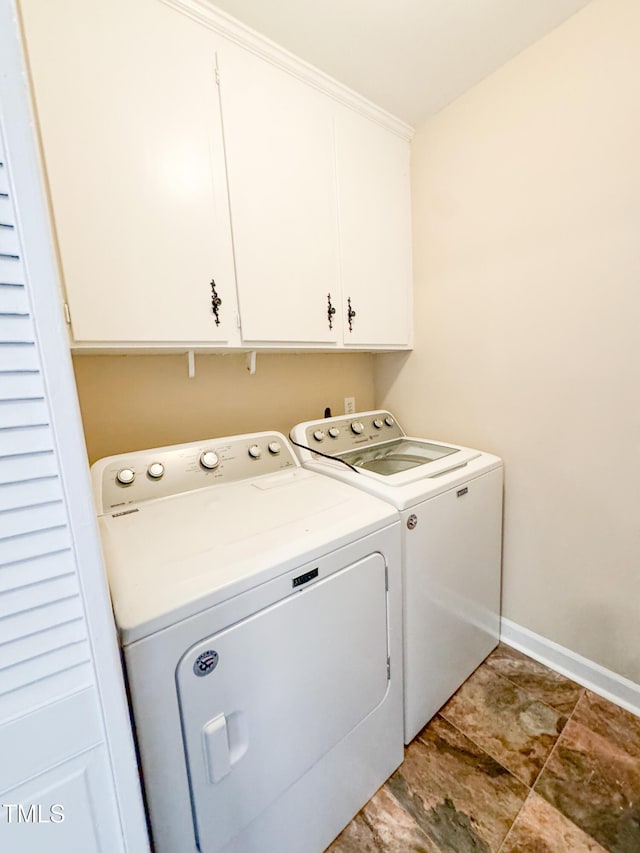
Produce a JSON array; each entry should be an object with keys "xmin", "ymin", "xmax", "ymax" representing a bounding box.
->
[
  {"xmin": 290, "ymin": 411, "xmax": 503, "ymax": 744},
  {"xmin": 92, "ymin": 431, "xmax": 403, "ymax": 853}
]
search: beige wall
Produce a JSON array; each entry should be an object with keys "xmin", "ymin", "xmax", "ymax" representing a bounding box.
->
[
  {"xmin": 377, "ymin": 0, "xmax": 640, "ymax": 681},
  {"xmin": 74, "ymin": 352, "xmax": 375, "ymax": 464}
]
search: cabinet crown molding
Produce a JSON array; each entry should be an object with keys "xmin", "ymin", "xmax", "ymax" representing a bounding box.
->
[{"xmin": 159, "ymin": 0, "xmax": 414, "ymax": 141}]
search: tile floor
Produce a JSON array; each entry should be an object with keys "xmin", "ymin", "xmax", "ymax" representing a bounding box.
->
[{"xmin": 327, "ymin": 644, "xmax": 640, "ymax": 852}]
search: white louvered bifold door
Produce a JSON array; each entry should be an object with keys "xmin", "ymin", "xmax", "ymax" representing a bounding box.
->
[
  {"xmin": 0, "ymin": 4, "xmax": 149, "ymax": 851},
  {"xmin": 0, "ymin": 234, "xmax": 94, "ymax": 718}
]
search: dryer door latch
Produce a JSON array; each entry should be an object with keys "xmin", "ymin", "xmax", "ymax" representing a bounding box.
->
[{"xmin": 202, "ymin": 714, "xmax": 231, "ymax": 784}]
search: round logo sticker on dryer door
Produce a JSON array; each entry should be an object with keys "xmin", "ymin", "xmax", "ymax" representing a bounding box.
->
[{"xmin": 193, "ymin": 650, "xmax": 219, "ymax": 677}]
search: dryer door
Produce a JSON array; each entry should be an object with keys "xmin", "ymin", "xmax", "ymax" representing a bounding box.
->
[{"xmin": 176, "ymin": 552, "xmax": 389, "ymax": 853}]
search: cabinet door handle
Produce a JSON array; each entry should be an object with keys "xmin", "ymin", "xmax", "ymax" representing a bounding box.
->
[
  {"xmin": 347, "ymin": 297, "xmax": 356, "ymax": 332},
  {"xmin": 327, "ymin": 292, "xmax": 336, "ymax": 329},
  {"xmin": 210, "ymin": 279, "xmax": 222, "ymax": 326}
]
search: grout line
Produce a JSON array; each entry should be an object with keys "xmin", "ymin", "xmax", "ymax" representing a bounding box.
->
[
  {"xmin": 485, "ymin": 653, "xmax": 583, "ymax": 712},
  {"xmin": 367, "ymin": 782, "xmax": 435, "ymax": 852},
  {"xmin": 358, "ymin": 800, "xmax": 387, "ymax": 851},
  {"xmin": 425, "ymin": 712, "xmax": 534, "ymax": 852},
  {"xmin": 434, "ymin": 663, "xmax": 588, "ymax": 851},
  {"xmin": 426, "ymin": 712, "xmax": 526, "ymax": 787},
  {"xmin": 497, "ymin": 690, "xmax": 598, "ymax": 851},
  {"xmin": 528, "ymin": 686, "xmax": 586, "ymax": 791},
  {"xmin": 407, "ymin": 662, "xmax": 594, "ymax": 853},
  {"xmin": 496, "ymin": 787, "xmax": 536, "ymax": 853},
  {"xmin": 437, "ymin": 663, "xmax": 578, "ymax": 780}
]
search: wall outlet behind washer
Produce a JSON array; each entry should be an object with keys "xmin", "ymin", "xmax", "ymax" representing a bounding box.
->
[{"xmin": 344, "ymin": 397, "xmax": 356, "ymax": 415}]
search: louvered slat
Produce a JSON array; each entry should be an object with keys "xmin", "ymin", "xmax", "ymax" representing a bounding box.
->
[
  {"xmin": 0, "ymin": 397, "xmax": 48, "ymax": 429},
  {"xmin": 0, "ymin": 371, "xmax": 44, "ymax": 399},
  {"xmin": 0, "ymin": 573, "xmax": 79, "ymax": 620},
  {"xmin": 0, "ymin": 524, "xmax": 70, "ymax": 566},
  {"xmin": 0, "ymin": 640, "xmax": 91, "ymax": 697},
  {"xmin": 0, "ymin": 595, "xmax": 85, "ymax": 646},
  {"xmin": 0, "ymin": 227, "xmax": 20, "ymax": 257},
  {"xmin": 0, "ymin": 500, "xmax": 67, "ymax": 539},
  {"xmin": 0, "ymin": 548, "xmax": 73, "ymax": 593},
  {"xmin": 0, "ymin": 314, "xmax": 34, "ymax": 341},
  {"xmin": 0, "ymin": 196, "xmax": 13, "ymax": 227},
  {"xmin": 0, "ymin": 450, "xmax": 57, "ymax": 485},
  {"xmin": 0, "ymin": 476, "xmax": 62, "ymax": 512},
  {"xmin": 0, "ymin": 424, "xmax": 53, "ymax": 457},
  {"xmin": 0, "ymin": 283, "xmax": 27, "ymax": 313},
  {"xmin": 0, "ymin": 256, "xmax": 23, "ymax": 285},
  {"xmin": 0, "ymin": 343, "xmax": 38, "ymax": 372},
  {"xmin": 0, "ymin": 617, "xmax": 85, "ymax": 670},
  {"xmin": 0, "ymin": 662, "xmax": 94, "ymax": 725}
]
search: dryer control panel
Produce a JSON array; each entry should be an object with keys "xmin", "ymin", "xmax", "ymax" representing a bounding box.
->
[
  {"xmin": 92, "ymin": 432, "xmax": 298, "ymax": 513},
  {"xmin": 294, "ymin": 411, "xmax": 405, "ymax": 456}
]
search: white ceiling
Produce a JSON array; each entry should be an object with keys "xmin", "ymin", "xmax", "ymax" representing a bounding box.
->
[{"xmin": 211, "ymin": 0, "xmax": 592, "ymax": 126}]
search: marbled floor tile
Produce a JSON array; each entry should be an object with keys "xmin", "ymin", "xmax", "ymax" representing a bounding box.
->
[
  {"xmin": 534, "ymin": 691, "xmax": 640, "ymax": 853},
  {"xmin": 500, "ymin": 791, "xmax": 608, "ymax": 852},
  {"xmin": 326, "ymin": 784, "xmax": 439, "ymax": 853},
  {"xmin": 485, "ymin": 644, "xmax": 584, "ymax": 715},
  {"xmin": 440, "ymin": 663, "xmax": 567, "ymax": 787},
  {"xmin": 571, "ymin": 691, "xmax": 640, "ymax": 759},
  {"xmin": 385, "ymin": 715, "xmax": 528, "ymax": 852}
]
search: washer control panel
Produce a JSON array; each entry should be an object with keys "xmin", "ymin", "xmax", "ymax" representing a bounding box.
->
[
  {"xmin": 93, "ymin": 432, "xmax": 297, "ymax": 513},
  {"xmin": 300, "ymin": 411, "xmax": 404, "ymax": 455}
]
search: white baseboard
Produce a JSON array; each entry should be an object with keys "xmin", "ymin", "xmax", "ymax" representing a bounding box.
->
[{"xmin": 500, "ymin": 617, "xmax": 640, "ymax": 718}]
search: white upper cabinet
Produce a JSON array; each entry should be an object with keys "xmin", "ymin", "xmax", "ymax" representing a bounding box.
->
[
  {"xmin": 20, "ymin": 0, "xmax": 413, "ymax": 350},
  {"xmin": 217, "ymin": 42, "xmax": 340, "ymax": 344},
  {"xmin": 334, "ymin": 109, "xmax": 413, "ymax": 347},
  {"xmin": 20, "ymin": 0, "xmax": 238, "ymax": 345}
]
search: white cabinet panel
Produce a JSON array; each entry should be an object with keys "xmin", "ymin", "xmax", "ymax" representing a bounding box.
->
[
  {"xmin": 0, "ymin": 745, "xmax": 122, "ymax": 853},
  {"xmin": 20, "ymin": 0, "xmax": 238, "ymax": 344},
  {"xmin": 335, "ymin": 109, "xmax": 412, "ymax": 347},
  {"xmin": 218, "ymin": 42, "xmax": 340, "ymax": 344}
]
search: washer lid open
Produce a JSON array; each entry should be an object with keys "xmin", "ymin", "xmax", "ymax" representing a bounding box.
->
[
  {"xmin": 339, "ymin": 438, "xmax": 459, "ymax": 475},
  {"xmin": 337, "ymin": 438, "xmax": 481, "ymax": 483}
]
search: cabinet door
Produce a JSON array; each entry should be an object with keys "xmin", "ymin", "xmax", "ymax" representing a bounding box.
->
[
  {"xmin": 20, "ymin": 0, "xmax": 237, "ymax": 344},
  {"xmin": 218, "ymin": 42, "xmax": 340, "ymax": 344},
  {"xmin": 335, "ymin": 109, "xmax": 412, "ymax": 347}
]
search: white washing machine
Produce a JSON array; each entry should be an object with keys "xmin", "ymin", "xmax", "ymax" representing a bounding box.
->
[
  {"xmin": 91, "ymin": 431, "xmax": 403, "ymax": 853},
  {"xmin": 290, "ymin": 411, "xmax": 503, "ymax": 744}
]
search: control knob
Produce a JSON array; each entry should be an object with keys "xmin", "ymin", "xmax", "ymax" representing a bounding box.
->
[
  {"xmin": 351, "ymin": 421, "xmax": 364, "ymax": 435},
  {"xmin": 147, "ymin": 462, "xmax": 164, "ymax": 479},
  {"xmin": 268, "ymin": 441, "xmax": 281, "ymax": 455},
  {"xmin": 313, "ymin": 430, "xmax": 325, "ymax": 442},
  {"xmin": 248, "ymin": 444, "xmax": 262, "ymax": 459},
  {"xmin": 328, "ymin": 427, "xmax": 340, "ymax": 438},
  {"xmin": 373, "ymin": 418, "xmax": 383, "ymax": 429},
  {"xmin": 384, "ymin": 416, "xmax": 395, "ymax": 427},
  {"xmin": 199, "ymin": 450, "xmax": 220, "ymax": 470},
  {"xmin": 116, "ymin": 467, "xmax": 135, "ymax": 485}
]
